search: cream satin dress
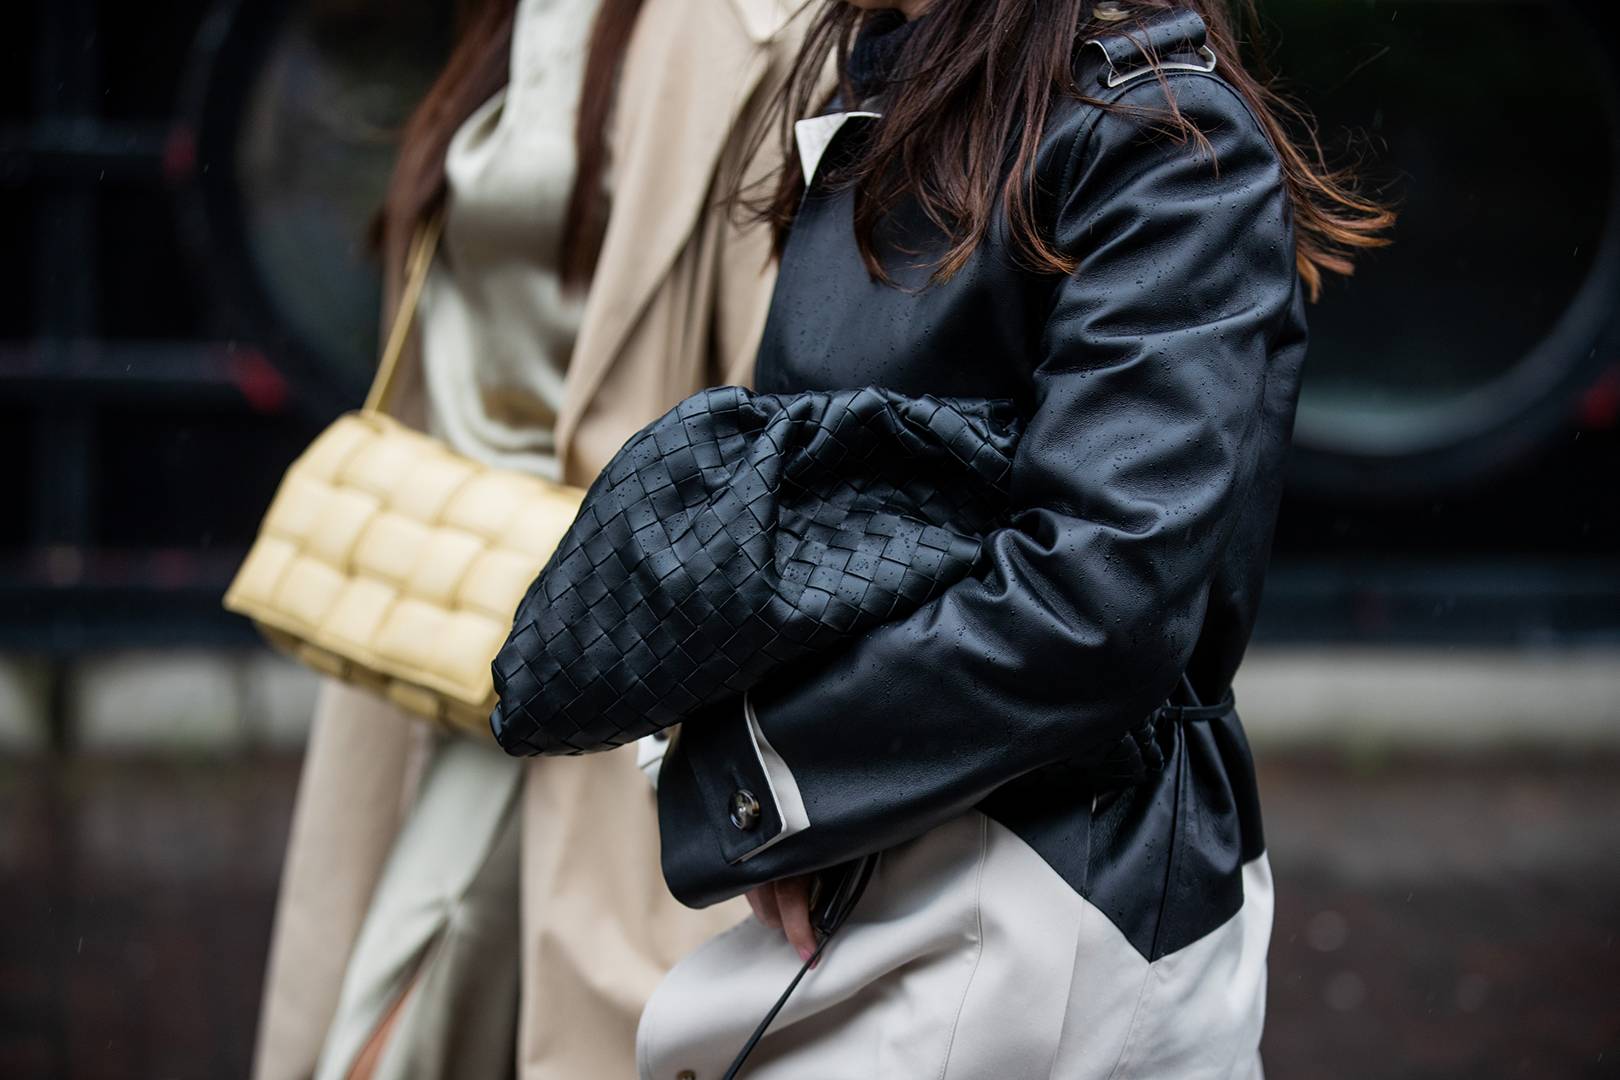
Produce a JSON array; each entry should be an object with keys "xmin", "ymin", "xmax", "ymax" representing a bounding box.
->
[{"xmin": 312, "ymin": 1, "xmax": 608, "ymax": 1077}]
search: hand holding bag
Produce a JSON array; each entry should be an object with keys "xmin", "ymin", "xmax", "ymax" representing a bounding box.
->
[
  {"xmin": 225, "ymin": 216, "xmax": 587, "ymax": 735},
  {"xmin": 491, "ymin": 385, "xmax": 1023, "ymax": 755}
]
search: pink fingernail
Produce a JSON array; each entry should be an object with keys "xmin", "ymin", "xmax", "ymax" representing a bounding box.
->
[{"xmin": 798, "ymin": 945, "xmax": 814, "ymax": 963}]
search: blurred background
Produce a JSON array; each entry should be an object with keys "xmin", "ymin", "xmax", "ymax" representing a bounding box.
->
[{"xmin": 2, "ymin": 0, "xmax": 1617, "ymax": 1076}]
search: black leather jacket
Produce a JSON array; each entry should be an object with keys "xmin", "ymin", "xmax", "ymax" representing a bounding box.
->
[{"xmin": 659, "ymin": 9, "xmax": 1306, "ymax": 958}]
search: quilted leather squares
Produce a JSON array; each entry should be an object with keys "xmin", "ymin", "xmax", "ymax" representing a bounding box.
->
[{"xmin": 225, "ymin": 411, "xmax": 585, "ymax": 735}]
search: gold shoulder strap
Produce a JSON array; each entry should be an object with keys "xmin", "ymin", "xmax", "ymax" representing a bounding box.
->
[{"xmin": 364, "ymin": 210, "xmax": 446, "ymax": 415}]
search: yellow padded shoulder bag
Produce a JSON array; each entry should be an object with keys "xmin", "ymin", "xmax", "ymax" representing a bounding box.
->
[{"xmin": 224, "ymin": 216, "xmax": 585, "ymax": 735}]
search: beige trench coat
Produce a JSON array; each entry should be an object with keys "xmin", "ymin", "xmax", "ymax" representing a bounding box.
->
[{"xmin": 251, "ymin": 2, "xmax": 810, "ymax": 1077}]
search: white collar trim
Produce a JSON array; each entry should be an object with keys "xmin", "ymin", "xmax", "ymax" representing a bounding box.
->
[{"xmin": 793, "ymin": 111, "xmax": 882, "ymax": 186}]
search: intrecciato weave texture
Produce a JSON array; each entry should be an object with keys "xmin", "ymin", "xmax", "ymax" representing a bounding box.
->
[{"xmin": 491, "ymin": 386, "xmax": 1023, "ymax": 756}]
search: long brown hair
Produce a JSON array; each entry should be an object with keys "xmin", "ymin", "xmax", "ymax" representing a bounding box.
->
[
  {"xmin": 756, "ymin": 0, "xmax": 1392, "ymax": 299},
  {"xmin": 378, "ymin": 0, "xmax": 645, "ymax": 287}
]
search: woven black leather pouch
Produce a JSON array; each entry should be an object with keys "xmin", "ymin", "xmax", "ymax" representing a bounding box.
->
[{"xmin": 490, "ymin": 386, "xmax": 1023, "ymax": 756}]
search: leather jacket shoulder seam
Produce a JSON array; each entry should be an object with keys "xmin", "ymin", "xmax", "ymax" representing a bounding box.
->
[{"xmin": 1056, "ymin": 69, "xmax": 1270, "ymax": 202}]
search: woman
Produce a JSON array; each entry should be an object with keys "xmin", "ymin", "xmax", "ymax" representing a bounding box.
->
[
  {"xmin": 250, "ymin": 2, "xmax": 809, "ymax": 1078},
  {"xmin": 639, "ymin": 1, "xmax": 1391, "ymax": 1076}
]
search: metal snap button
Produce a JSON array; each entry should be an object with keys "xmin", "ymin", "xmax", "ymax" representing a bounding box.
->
[
  {"xmin": 729, "ymin": 789, "xmax": 761, "ymax": 831},
  {"xmin": 1094, "ymin": 1, "xmax": 1130, "ymax": 21}
]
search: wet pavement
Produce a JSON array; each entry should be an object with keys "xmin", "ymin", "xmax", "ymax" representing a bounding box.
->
[
  {"xmin": 1261, "ymin": 755, "xmax": 1619, "ymax": 1079},
  {"xmin": 0, "ymin": 753, "xmax": 1616, "ymax": 1079}
]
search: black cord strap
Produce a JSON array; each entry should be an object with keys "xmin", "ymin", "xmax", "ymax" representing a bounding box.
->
[
  {"xmin": 720, "ymin": 934, "xmax": 829, "ymax": 1080},
  {"xmin": 721, "ymin": 855, "xmax": 877, "ymax": 1079}
]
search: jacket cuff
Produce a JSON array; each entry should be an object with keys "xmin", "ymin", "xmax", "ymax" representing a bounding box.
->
[
  {"xmin": 657, "ymin": 692, "xmax": 810, "ymax": 904},
  {"xmin": 739, "ymin": 692, "xmax": 810, "ymax": 855},
  {"xmin": 633, "ymin": 729, "xmax": 673, "ymax": 788}
]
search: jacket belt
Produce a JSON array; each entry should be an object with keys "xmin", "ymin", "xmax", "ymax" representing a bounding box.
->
[{"xmin": 1155, "ymin": 686, "xmax": 1236, "ymax": 724}]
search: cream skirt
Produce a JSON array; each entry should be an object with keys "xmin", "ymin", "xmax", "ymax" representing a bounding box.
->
[{"xmin": 638, "ymin": 811, "xmax": 1272, "ymax": 1080}]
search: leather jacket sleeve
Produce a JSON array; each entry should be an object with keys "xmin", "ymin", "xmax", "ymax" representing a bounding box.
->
[{"xmin": 659, "ymin": 73, "xmax": 1304, "ymax": 907}]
